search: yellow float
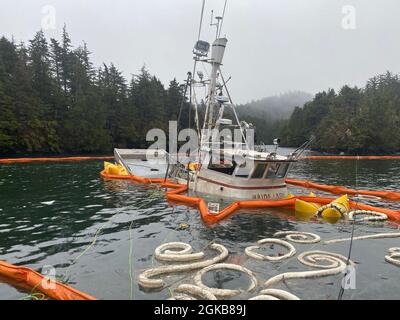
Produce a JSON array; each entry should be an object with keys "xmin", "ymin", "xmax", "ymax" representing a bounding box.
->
[
  {"xmin": 104, "ymin": 161, "xmax": 129, "ymax": 176},
  {"xmin": 295, "ymin": 194, "xmax": 350, "ymax": 222},
  {"xmin": 295, "ymin": 192, "xmax": 321, "ymax": 220},
  {"xmin": 320, "ymin": 194, "xmax": 350, "ymax": 219}
]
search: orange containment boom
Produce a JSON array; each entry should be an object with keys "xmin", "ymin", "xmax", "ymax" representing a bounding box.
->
[
  {"xmin": 303, "ymin": 155, "xmax": 400, "ymax": 160},
  {"xmin": 286, "ymin": 178, "xmax": 400, "ymax": 201},
  {"xmin": 0, "ymin": 260, "xmax": 96, "ymax": 300},
  {"xmin": 0, "ymin": 156, "xmax": 113, "ymax": 164},
  {"xmin": 100, "ymin": 169, "xmax": 400, "ymax": 224}
]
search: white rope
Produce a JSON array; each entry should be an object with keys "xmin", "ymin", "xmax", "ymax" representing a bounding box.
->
[
  {"xmin": 171, "ymin": 284, "xmax": 217, "ymax": 300},
  {"xmin": 324, "ymin": 232, "xmax": 400, "ymax": 244},
  {"xmin": 194, "ymin": 263, "xmax": 258, "ymax": 298},
  {"xmin": 347, "ymin": 210, "xmax": 388, "ymax": 222},
  {"xmin": 264, "ymin": 250, "xmax": 352, "ymax": 288},
  {"xmin": 138, "ymin": 243, "xmax": 228, "ymax": 289},
  {"xmin": 385, "ymin": 248, "xmax": 400, "ymax": 267},
  {"xmin": 245, "ymin": 238, "xmax": 296, "ymax": 261},
  {"xmin": 250, "ymin": 289, "xmax": 300, "ymax": 300},
  {"xmin": 274, "ymin": 231, "xmax": 321, "ymax": 244},
  {"xmin": 154, "ymin": 242, "xmax": 205, "ymax": 262},
  {"xmin": 316, "ymin": 203, "xmax": 347, "ymax": 216}
]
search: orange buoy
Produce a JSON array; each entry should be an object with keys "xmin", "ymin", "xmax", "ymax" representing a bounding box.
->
[
  {"xmin": 100, "ymin": 165, "xmax": 400, "ymax": 224},
  {"xmin": 303, "ymin": 155, "xmax": 400, "ymax": 160},
  {"xmin": 286, "ymin": 178, "xmax": 400, "ymax": 201},
  {"xmin": 0, "ymin": 260, "xmax": 96, "ymax": 300},
  {"xmin": 0, "ymin": 156, "xmax": 113, "ymax": 164}
]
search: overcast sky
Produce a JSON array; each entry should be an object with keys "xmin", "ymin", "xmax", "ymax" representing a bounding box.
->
[{"xmin": 1, "ymin": 0, "xmax": 400, "ymax": 103}]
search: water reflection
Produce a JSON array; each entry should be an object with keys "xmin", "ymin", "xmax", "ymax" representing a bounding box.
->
[{"xmin": 0, "ymin": 157, "xmax": 399, "ymax": 300}]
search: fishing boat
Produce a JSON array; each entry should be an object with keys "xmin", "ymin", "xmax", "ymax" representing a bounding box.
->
[{"xmin": 113, "ymin": 1, "xmax": 310, "ymax": 201}]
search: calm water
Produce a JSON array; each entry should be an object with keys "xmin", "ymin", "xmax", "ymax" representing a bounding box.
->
[{"xmin": 0, "ymin": 151, "xmax": 400, "ymax": 300}]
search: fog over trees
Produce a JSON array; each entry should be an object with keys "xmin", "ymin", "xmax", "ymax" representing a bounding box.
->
[{"xmin": 1, "ymin": 29, "xmax": 399, "ymax": 155}]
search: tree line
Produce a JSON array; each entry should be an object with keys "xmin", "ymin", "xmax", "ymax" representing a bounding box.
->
[
  {"xmin": 280, "ymin": 72, "xmax": 400, "ymax": 154},
  {"xmin": 0, "ymin": 27, "xmax": 189, "ymax": 156},
  {"xmin": 1, "ymin": 28, "xmax": 399, "ymax": 156}
]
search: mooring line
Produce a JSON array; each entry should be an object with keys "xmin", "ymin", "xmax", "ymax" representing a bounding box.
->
[
  {"xmin": 62, "ymin": 193, "xmax": 162, "ymax": 285},
  {"xmin": 128, "ymin": 219, "xmax": 134, "ymax": 300}
]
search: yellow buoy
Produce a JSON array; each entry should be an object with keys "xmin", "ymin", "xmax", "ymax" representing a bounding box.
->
[
  {"xmin": 320, "ymin": 195, "xmax": 350, "ymax": 219},
  {"xmin": 294, "ymin": 193, "xmax": 322, "ymax": 220},
  {"xmin": 104, "ymin": 161, "xmax": 129, "ymax": 176},
  {"xmin": 295, "ymin": 201, "xmax": 320, "ymax": 220}
]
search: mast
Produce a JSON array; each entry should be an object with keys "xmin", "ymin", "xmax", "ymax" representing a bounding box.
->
[
  {"xmin": 192, "ymin": 0, "xmax": 245, "ymax": 150},
  {"xmin": 206, "ymin": 38, "xmax": 227, "ymax": 129}
]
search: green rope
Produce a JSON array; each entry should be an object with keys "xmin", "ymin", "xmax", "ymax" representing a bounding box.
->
[
  {"xmin": 128, "ymin": 220, "xmax": 134, "ymax": 300},
  {"xmin": 19, "ymin": 279, "xmax": 48, "ymax": 300},
  {"xmin": 20, "ymin": 292, "xmax": 47, "ymax": 300},
  {"xmin": 62, "ymin": 219, "xmax": 110, "ymax": 282},
  {"xmin": 62, "ymin": 197, "xmax": 159, "ymax": 283}
]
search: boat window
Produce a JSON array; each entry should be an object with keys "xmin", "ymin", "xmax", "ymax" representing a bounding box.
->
[
  {"xmin": 251, "ymin": 163, "xmax": 268, "ymax": 179},
  {"xmin": 276, "ymin": 163, "xmax": 289, "ymax": 178},
  {"xmin": 234, "ymin": 161, "xmax": 252, "ymax": 178},
  {"xmin": 208, "ymin": 159, "xmax": 236, "ymax": 175},
  {"xmin": 265, "ymin": 163, "xmax": 279, "ymax": 178}
]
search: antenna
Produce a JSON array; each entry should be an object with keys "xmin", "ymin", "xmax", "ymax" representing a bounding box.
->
[
  {"xmin": 210, "ymin": 0, "xmax": 228, "ymax": 39},
  {"xmin": 210, "ymin": 10, "xmax": 223, "ymax": 39}
]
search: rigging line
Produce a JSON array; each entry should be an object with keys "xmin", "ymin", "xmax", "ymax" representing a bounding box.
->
[
  {"xmin": 62, "ymin": 201, "xmax": 149, "ymax": 283},
  {"xmin": 192, "ymin": 88, "xmax": 203, "ymax": 176},
  {"xmin": 197, "ymin": 0, "xmax": 206, "ymax": 40},
  {"xmin": 128, "ymin": 219, "xmax": 134, "ymax": 300},
  {"xmin": 201, "ymin": 61, "xmax": 210, "ymax": 78},
  {"xmin": 218, "ymin": 0, "xmax": 228, "ymax": 38},
  {"xmin": 219, "ymin": 69, "xmax": 250, "ymax": 150},
  {"xmin": 338, "ymin": 153, "xmax": 359, "ymax": 300},
  {"xmin": 187, "ymin": 72, "xmax": 194, "ymax": 188},
  {"xmin": 192, "ymin": 85, "xmax": 201, "ymax": 139},
  {"xmin": 337, "ymin": 211, "xmax": 356, "ymax": 300},
  {"xmin": 177, "ymin": 72, "xmax": 191, "ymax": 132},
  {"xmin": 164, "ymin": 154, "xmax": 170, "ymax": 182}
]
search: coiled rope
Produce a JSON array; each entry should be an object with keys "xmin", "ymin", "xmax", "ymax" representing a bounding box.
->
[
  {"xmin": 315, "ymin": 204, "xmax": 388, "ymax": 222},
  {"xmin": 316, "ymin": 203, "xmax": 348, "ymax": 216},
  {"xmin": 155, "ymin": 242, "xmax": 205, "ymax": 262},
  {"xmin": 193, "ymin": 263, "xmax": 258, "ymax": 298},
  {"xmin": 264, "ymin": 250, "xmax": 353, "ymax": 288},
  {"xmin": 385, "ymin": 248, "xmax": 400, "ymax": 267},
  {"xmin": 245, "ymin": 238, "xmax": 296, "ymax": 261},
  {"xmin": 347, "ymin": 210, "xmax": 388, "ymax": 222},
  {"xmin": 249, "ymin": 289, "xmax": 300, "ymax": 300},
  {"xmin": 274, "ymin": 231, "xmax": 321, "ymax": 244},
  {"xmin": 138, "ymin": 243, "xmax": 228, "ymax": 289},
  {"xmin": 170, "ymin": 284, "xmax": 217, "ymax": 300}
]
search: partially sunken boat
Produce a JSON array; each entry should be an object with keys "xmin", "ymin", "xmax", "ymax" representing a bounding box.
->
[{"xmin": 113, "ymin": 2, "xmax": 309, "ymax": 201}]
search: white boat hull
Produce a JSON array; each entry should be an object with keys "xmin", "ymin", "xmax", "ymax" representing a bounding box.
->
[
  {"xmin": 193, "ymin": 176, "xmax": 288, "ymax": 200},
  {"xmin": 181, "ymin": 167, "xmax": 289, "ymax": 200}
]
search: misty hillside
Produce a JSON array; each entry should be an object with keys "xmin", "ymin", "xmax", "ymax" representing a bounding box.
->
[
  {"xmin": 238, "ymin": 91, "xmax": 313, "ymax": 121},
  {"xmin": 236, "ymin": 91, "xmax": 313, "ymax": 144},
  {"xmin": 281, "ymin": 72, "xmax": 400, "ymax": 154}
]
